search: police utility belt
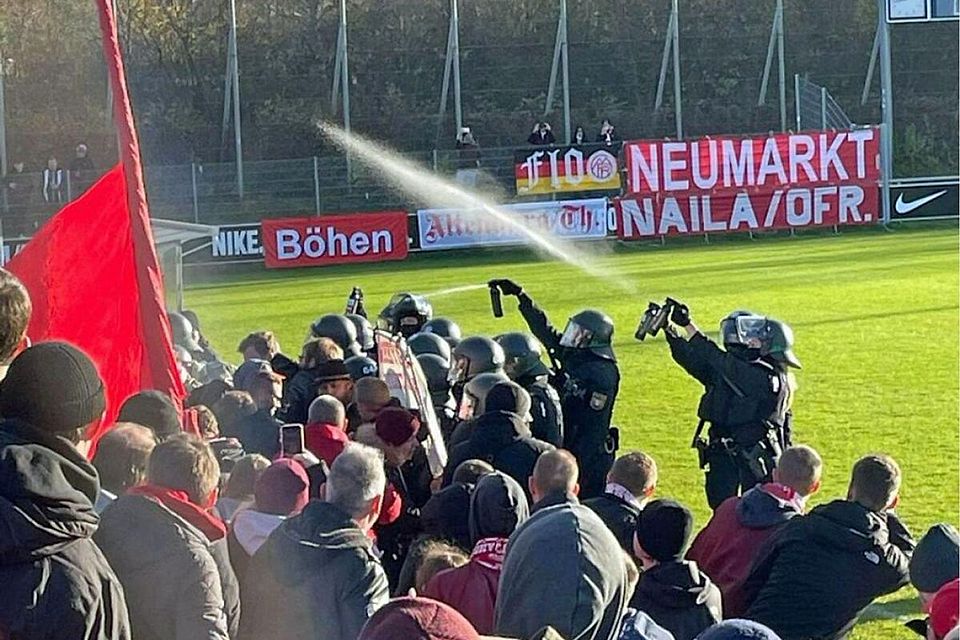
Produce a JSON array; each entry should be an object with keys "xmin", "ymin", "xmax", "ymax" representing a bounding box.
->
[{"xmin": 560, "ymin": 375, "xmax": 619, "ymax": 455}]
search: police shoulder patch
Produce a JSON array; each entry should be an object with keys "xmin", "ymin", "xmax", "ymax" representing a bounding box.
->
[{"xmin": 589, "ymin": 392, "xmax": 608, "ymax": 411}]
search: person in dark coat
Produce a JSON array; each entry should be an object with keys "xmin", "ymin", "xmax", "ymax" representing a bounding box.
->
[
  {"xmin": 443, "ymin": 381, "xmax": 555, "ymax": 494},
  {"xmin": 0, "ymin": 342, "xmax": 131, "ymax": 640},
  {"xmin": 631, "ymin": 499, "xmax": 722, "ymax": 640},
  {"xmin": 239, "ymin": 442, "xmax": 390, "ymax": 640},
  {"xmin": 118, "ymin": 389, "xmax": 182, "ymax": 440},
  {"xmin": 95, "ymin": 434, "xmax": 240, "ymax": 640},
  {"xmin": 277, "ymin": 337, "xmax": 343, "ymax": 424},
  {"xmin": 233, "ymin": 359, "xmax": 284, "ymax": 458},
  {"xmin": 527, "ymin": 121, "xmax": 557, "ymax": 146},
  {"xmin": 496, "ymin": 331, "xmax": 564, "ymax": 446},
  {"xmin": 910, "ymin": 523, "xmax": 960, "ymax": 611},
  {"xmin": 495, "ymin": 501, "xmax": 630, "ymax": 640},
  {"xmin": 687, "ymin": 444, "xmax": 822, "ymax": 618},
  {"xmin": 742, "ymin": 454, "xmax": 915, "ymax": 640},
  {"xmin": 528, "ymin": 448, "xmax": 580, "ymax": 512},
  {"xmin": 585, "ymin": 450, "xmax": 658, "ymax": 553},
  {"xmin": 422, "ymin": 471, "xmax": 530, "ymax": 634},
  {"xmin": 421, "ymin": 459, "xmax": 495, "ymax": 550}
]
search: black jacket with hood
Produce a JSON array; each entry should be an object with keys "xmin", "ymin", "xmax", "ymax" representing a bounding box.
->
[
  {"xmin": 0, "ymin": 419, "xmax": 131, "ymax": 640},
  {"xmin": 444, "ymin": 410, "xmax": 554, "ymax": 495},
  {"xmin": 743, "ymin": 499, "xmax": 914, "ymax": 640},
  {"xmin": 629, "ymin": 559, "xmax": 722, "ymax": 640},
  {"xmin": 239, "ymin": 499, "xmax": 390, "ymax": 640}
]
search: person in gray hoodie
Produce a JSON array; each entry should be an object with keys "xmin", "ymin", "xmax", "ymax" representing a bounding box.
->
[
  {"xmin": 494, "ymin": 501, "xmax": 630, "ymax": 640},
  {"xmin": 239, "ymin": 442, "xmax": 390, "ymax": 640},
  {"xmin": 631, "ymin": 499, "xmax": 722, "ymax": 640}
]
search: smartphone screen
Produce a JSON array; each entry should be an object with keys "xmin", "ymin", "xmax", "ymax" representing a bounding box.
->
[{"xmin": 280, "ymin": 423, "xmax": 304, "ymax": 456}]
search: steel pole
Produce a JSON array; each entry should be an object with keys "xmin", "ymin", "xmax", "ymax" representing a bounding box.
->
[
  {"xmin": 560, "ymin": 0, "xmax": 571, "ymax": 143},
  {"xmin": 794, "ymin": 73, "xmax": 800, "ymax": 130},
  {"xmin": 228, "ymin": 0, "xmax": 244, "ymax": 198},
  {"xmin": 776, "ymin": 0, "xmax": 786, "ymax": 131},
  {"xmin": 0, "ymin": 54, "xmax": 7, "ymax": 178},
  {"xmin": 878, "ymin": 0, "xmax": 894, "ymax": 223},
  {"xmin": 340, "ymin": 0, "xmax": 352, "ymax": 179},
  {"xmin": 671, "ymin": 0, "xmax": 683, "ymax": 138},
  {"xmin": 451, "ymin": 0, "xmax": 463, "ymax": 134}
]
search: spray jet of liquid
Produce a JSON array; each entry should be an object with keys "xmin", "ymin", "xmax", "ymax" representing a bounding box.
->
[
  {"xmin": 422, "ymin": 284, "xmax": 489, "ymax": 298},
  {"xmin": 319, "ymin": 122, "xmax": 633, "ymax": 290}
]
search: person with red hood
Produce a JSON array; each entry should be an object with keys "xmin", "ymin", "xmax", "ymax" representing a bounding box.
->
[
  {"xmin": 227, "ymin": 458, "xmax": 310, "ymax": 580},
  {"xmin": 95, "ymin": 434, "xmax": 240, "ymax": 640},
  {"xmin": 686, "ymin": 444, "xmax": 823, "ymax": 617},
  {"xmin": 305, "ymin": 394, "xmax": 349, "ymax": 467},
  {"xmin": 421, "ymin": 471, "xmax": 530, "ymax": 633}
]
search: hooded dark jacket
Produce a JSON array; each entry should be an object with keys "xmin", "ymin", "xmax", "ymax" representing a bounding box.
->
[
  {"xmin": 584, "ymin": 488, "xmax": 642, "ymax": 553},
  {"xmin": 495, "ymin": 503, "xmax": 629, "ymax": 640},
  {"xmin": 629, "ymin": 560, "xmax": 722, "ymax": 640},
  {"xmin": 94, "ymin": 493, "xmax": 240, "ymax": 640},
  {"xmin": 0, "ymin": 420, "xmax": 131, "ymax": 640},
  {"xmin": 422, "ymin": 473, "xmax": 529, "ymax": 634},
  {"xmin": 686, "ymin": 483, "xmax": 803, "ymax": 617},
  {"xmin": 443, "ymin": 410, "xmax": 554, "ymax": 495},
  {"xmin": 239, "ymin": 500, "xmax": 390, "ymax": 640},
  {"xmin": 743, "ymin": 499, "xmax": 914, "ymax": 640}
]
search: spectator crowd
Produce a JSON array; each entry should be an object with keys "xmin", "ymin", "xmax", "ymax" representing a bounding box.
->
[{"xmin": 0, "ymin": 267, "xmax": 956, "ymax": 640}]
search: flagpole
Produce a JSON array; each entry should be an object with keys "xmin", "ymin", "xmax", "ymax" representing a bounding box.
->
[{"xmin": 92, "ymin": 0, "xmax": 185, "ymax": 401}]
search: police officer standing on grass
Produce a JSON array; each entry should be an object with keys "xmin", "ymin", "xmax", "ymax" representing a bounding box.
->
[
  {"xmin": 495, "ymin": 332, "xmax": 564, "ymax": 447},
  {"xmin": 488, "ymin": 279, "xmax": 620, "ymax": 498},
  {"xmin": 663, "ymin": 301, "xmax": 799, "ymax": 510}
]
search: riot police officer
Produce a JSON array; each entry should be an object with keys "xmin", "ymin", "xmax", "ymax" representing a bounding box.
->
[
  {"xmin": 310, "ymin": 314, "xmax": 363, "ymax": 357},
  {"xmin": 488, "ymin": 279, "xmax": 620, "ymax": 499},
  {"xmin": 664, "ymin": 301, "xmax": 799, "ymax": 510},
  {"xmin": 495, "ymin": 332, "xmax": 564, "ymax": 447},
  {"xmin": 377, "ymin": 293, "xmax": 433, "ymax": 338}
]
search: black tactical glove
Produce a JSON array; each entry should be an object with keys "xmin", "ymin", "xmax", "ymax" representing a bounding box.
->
[
  {"xmin": 669, "ymin": 299, "xmax": 691, "ymax": 327},
  {"xmin": 488, "ymin": 279, "xmax": 523, "ymax": 297}
]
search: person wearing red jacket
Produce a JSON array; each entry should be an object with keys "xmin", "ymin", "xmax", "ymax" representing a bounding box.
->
[
  {"xmin": 422, "ymin": 471, "xmax": 530, "ymax": 634},
  {"xmin": 686, "ymin": 444, "xmax": 823, "ymax": 617},
  {"xmin": 304, "ymin": 394, "xmax": 350, "ymax": 467}
]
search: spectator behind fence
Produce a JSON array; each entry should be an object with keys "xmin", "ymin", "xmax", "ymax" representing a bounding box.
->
[
  {"xmin": 359, "ymin": 597, "xmax": 480, "ymax": 640},
  {"xmin": 495, "ymin": 500, "xmax": 630, "ymax": 640},
  {"xmin": 742, "ymin": 454, "xmax": 915, "ymax": 640},
  {"xmin": 227, "ymin": 458, "xmax": 310, "ymax": 580},
  {"xmin": 574, "ymin": 124, "xmax": 587, "ymax": 145},
  {"xmin": 586, "ymin": 450, "xmax": 657, "ymax": 552},
  {"xmin": 239, "ymin": 442, "xmax": 390, "ymax": 640},
  {"xmin": 216, "ymin": 453, "xmax": 270, "ymax": 522},
  {"xmin": 118, "ymin": 389, "xmax": 181, "ymax": 440},
  {"xmin": 529, "ymin": 448, "xmax": 580, "ymax": 512},
  {"xmin": 2, "ymin": 161, "xmax": 32, "ymax": 211},
  {"xmin": 455, "ymin": 126, "xmax": 481, "ymax": 187},
  {"xmin": 631, "ymin": 499, "xmax": 722, "ymax": 640},
  {"xmin": 687, "ymin": 444, "xmax": 823, "ymax": 617},
  {"xmin": 232, "ymin": 359, "xmax": 284, "ymax": 458},
  {"xmin": 422, "ymin": 471, "xmax": 529, "ymax": 633},
  {"xmin": 0, "ymin": 268, "xmax": 31, "ymax": 381},
  {"xmin": 238, "ymin": 330, "xmax": 280, "ymax": 362},
  {"xmin": 91, "ymin": 422, "xmax": 157, "ymax": 514},
  {"xmin": 597, "ymin": 118, "xmax": 619, "ymax": 145},
  {"xmin": 528, "ymin": 121, "xmax": 556, "ymax": 146},
  {"xmin": 305, "ymin": 394, "xmax": 350, "ymax": 467},
  {"xmin": 0, "ymin": 342, "xmax": 131, "ymax": 640},
  {"xmin": 444, "ymin": 380, "xmax": 554, "ymax": 495},
  {"xmin": 42, "ymin": 156, "xmax": 63, "ymax": 203},
  {"xmin": 95, "ymin": 434, "xmax": 240, "ymax": 640},
  {"xmin": 69, "ymin": 143, "xmax": 95, "ymax": 193}
]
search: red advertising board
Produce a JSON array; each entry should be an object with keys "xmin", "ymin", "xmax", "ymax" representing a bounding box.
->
[
  {"xmin": 261, "ymin": 211, "xmax": 408, "ymax": 268},
  {"xmin": 617, "ymin": 128, "xmax": 881, "ymax": 238}
]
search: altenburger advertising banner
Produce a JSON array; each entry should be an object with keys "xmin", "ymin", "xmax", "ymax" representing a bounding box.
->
[
  {"xmin": 261, "ymin": 211, "xmax": 409, "ymax": 268},
  {"xmin": 417, "ymin": 197, "xmax": 608, "ymax": 251},
  {"xmin": 615, "ymin": 128, "xmax": 881, "ymax": 239}
]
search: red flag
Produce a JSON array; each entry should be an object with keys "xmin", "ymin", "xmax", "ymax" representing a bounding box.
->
[{"xmin": 6, "ymin": 0, "xmax": 183, "ymax": 444}]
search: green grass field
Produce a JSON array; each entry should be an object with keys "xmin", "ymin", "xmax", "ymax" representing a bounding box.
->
[{"xmin": 185, "ymin": 223, "xmax": 958, "ymax": 639}]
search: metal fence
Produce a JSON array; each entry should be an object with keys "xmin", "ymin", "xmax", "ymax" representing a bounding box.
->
[{"xmin": 795, "ymin": 75, "xmax": 854, "ymax": 130}]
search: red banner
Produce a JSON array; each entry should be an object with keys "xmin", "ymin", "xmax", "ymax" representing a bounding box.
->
[
  {"xmin": 261, "ymin": 212, "xmax": 409, "ymax": 268},
  {"xmin": 617, "ymin": 128, "xmax": 881, "ymax": 239}
]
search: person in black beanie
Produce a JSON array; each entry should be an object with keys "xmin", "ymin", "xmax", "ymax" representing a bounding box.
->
[
  {"xmin": 0, "ymin": 341, "xmax": 132, "ymax": 639},
  {"xmin": 630, "ymin": 499, "xmax": 722, "ymax": 640},
  {"xmin": 118, "ymin": 389, "xmax": 182, "ymax": 440}
]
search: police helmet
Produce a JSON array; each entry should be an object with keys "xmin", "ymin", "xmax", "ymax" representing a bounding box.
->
[
  {"xmin": 460, "ymin": 371, "xmax": 510, "ymax": 420},
  {"xmin": 559, "ymin": 309, "xmax": 615, "ymax": 360},
  {"xmin": 344, "ymin": 355, "xmax": 378, "ymax": 380},
  {"xmin": 763, "ymin": 319, "xmax": 801, "ymax": 369},
  {"xmin": 495, "ymin": 332, "xmax": 550, "ymax": 381},
  {"xmin": 407, "ymin": 332, "xmax": 452, "ymax": 363},
  {"xmin": 168, "ymin": 311, "xmax": 201, "ymax": 352},
  {"xmin": 417, "ymin": 353, "xmax": 455, "ymax": 410},
  {"xmin": 721, "ymin": 312, "xmax": 801, "ymax": 369},
  {"xmin": 448, "ymin": 336, "xmax": 505, "ymax": 384},
  {"xmin": 421, "ymin": 317, "xmax": 463, "ymax": 348},
  {"xmin": 719, "ymin": 310, "xmax": 757, "ymax": 351},
  {"xmin": 310, "ymin": 314, "xmax": 361, "ymax": 356},
  {"xmin": 378, "ymin": 293, "xmax": 433, "ymax": 338},
  {"xmin": 346, "ymin": 313, "xmax": 375, "ymax": 352}
]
